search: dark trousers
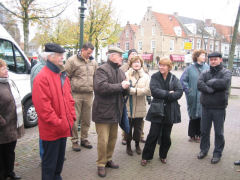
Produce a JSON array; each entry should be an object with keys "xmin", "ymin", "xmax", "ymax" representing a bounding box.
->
[
  {"xmin": 126, "ymin": 118, "xmax": 143, "ymax": 142},
  {"xmin": 142, "ymin": 122, "xmax": 173, "ymax": 160},
  {"xmin": 42, "ymin": 138, "xmax": 67, "ymax": 180},
  {"xmin": 200, "ymin": 107, "xmax": 225, "ymax": 158},
  {"xmin": 0, "ymin": 141, "xmax": 17, "ymax": 180},
  {"xmin": 188, "ymin": 118, "xmax": 201, "ymax": 138}
]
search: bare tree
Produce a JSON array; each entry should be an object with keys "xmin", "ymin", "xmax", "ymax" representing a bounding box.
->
[
  {"xmin": 228, "ymin": 4, "xmax": 240, "ymax": 71},
  {"xmin": 0, "ymin": 0, "xmax": 72, "ymax": 55}
]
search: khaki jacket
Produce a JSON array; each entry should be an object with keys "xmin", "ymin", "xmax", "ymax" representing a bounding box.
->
[
  {"xmin": 125, "ymin": 68, "xmax": 150, "ymax": 118},
  {"xmin": 65, "ymin": 55, "xmax": 98, "ymax": 94}
]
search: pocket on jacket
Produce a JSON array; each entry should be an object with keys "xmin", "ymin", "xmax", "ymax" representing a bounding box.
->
[{"xmin": 97, "ymin": 103, "xmax": 115, "ymax": 119}]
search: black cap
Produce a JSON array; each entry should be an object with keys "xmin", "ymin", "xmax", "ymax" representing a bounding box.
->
[
  {"xmin": 128, "ymin": 49, "xmax": 138, "ymax": 57},
  {"xmin": 208, "ymin": 52, "xmax": 222, "ymax": 58},
  {"xmin": 45, "ymin": 43, "xmax": 65, "ymax": 53}
]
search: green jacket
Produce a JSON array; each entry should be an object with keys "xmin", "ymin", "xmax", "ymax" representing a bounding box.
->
[{"xmin": 30, "ymin": 58, "xmax": 46, "ymax": 91}]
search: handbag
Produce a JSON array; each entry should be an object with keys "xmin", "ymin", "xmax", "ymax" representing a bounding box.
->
[
  {"xmin": 120, "ymin": 97, "xmax": 130, "ymax": 134},
  {"xmin": 149, "ymin": 100, "xmax": 165, "ymax": 117}
]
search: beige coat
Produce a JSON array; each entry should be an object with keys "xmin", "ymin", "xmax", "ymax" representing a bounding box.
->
[
  {"xmin": 125, "ymin": 68, "xmax": 150, "ymax": 118},
  {"xmin": 65, "ymin": 55, "xmax": 98, "ymax": 94}
]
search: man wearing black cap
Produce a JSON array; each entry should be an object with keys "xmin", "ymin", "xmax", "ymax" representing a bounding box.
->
[
  {"xmin": 92, "ymin": 47, "xmax": 129, "ymax": 177},
  {"xmin": 32, "ymin": 43, "xmax": 76, "ymax": 179},
  {"xmin": 197, "ymin": 52, "xmax": 231, "ymax": 164}
]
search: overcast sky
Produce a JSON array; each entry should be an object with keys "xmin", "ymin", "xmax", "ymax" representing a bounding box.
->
[{"xmin": 64, "ymin": 0, "xmax": 239, "ymax": 27}]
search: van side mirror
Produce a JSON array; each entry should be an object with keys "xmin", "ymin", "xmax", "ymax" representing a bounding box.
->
[{"xmin": 30, "ymin": 58, "xmax": 37, "ymax": 69}]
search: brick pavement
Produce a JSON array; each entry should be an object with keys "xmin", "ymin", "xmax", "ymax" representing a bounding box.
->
[{"xmin": 14, "ymin": 70, "xmax": 240, "ymax": 180}]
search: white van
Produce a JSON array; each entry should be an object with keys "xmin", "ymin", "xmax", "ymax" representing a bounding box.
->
[{"xmin": 0, "ymin": 24, "xmax": 38, "ymax": 127}]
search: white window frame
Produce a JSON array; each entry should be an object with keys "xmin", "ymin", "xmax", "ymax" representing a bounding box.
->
[
  {"xmin": 152, "ymin": 26, "xmax": 156, "ymax": 36},
  {"xmin": 125, "ymin": 42, "xmax": 129, "ymax": 51},
  {"xmin": 126, "ymin": 30, "xmax": 129, "ymax": 38},
  {"xmin": 151, "ymin": 40, "xmax": 156, "ymax": 52},
  {"xmin": 197, "ymin": 39, "xmax": 201, "ymax": 49},
  {"xmin": 138, "ymin": 41, "xmax": 142, "ymax": 51},
  {"xmin": 170, "ymin": 39, "xmax": 174, "ymax": 51},
  {"xmin": 141, "ymin": 28, "xmax": 144, "ymax": 36}
]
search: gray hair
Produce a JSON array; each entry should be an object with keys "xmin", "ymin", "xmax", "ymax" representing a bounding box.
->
[{"xmin": 39, "ymin": 52, "xmax": 55, "ymax": 61}]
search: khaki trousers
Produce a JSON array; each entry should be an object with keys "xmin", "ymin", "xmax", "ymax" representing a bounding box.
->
[
  {"xmin": 95, "ymin": 123, "xmax": 118, "ymax": 167},
  {"xmin": 71, "ymin": 92, "xmax": 93, "ymax": 143}
]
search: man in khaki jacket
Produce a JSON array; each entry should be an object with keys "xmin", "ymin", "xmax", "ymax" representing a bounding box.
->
[{"xmin": 65, "ymin": 42, "xmax": 98, "ymax": 151}]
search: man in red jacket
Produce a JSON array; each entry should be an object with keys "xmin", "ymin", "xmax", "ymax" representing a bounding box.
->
[{"xmin": 32, "ymin": 43, "xmax": 76, "ymax": 180}]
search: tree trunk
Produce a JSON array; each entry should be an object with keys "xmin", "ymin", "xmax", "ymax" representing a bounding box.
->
[
  {"xmin": 228, "ymin": 4, "xmax": 240, "ymax": 71},
  {"xmin": 95, "ymin": 38, "xmax": 99, "ymax": 60},
  {"xmin": 23, "ymin": 10, "xmax": 29, "ymax": 56}
]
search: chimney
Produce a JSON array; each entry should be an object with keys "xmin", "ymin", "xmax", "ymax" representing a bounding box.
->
[
  {"xmin": 173, "ymin": 12, "xmax": 178, "ymax": 16},
  {"xmin": 127, "ymin": 21, "xmax": 130, "ymax": 25},
  {"xmin": 147, "ymin": 6, "xmax": 152, "ymax": 12},
  {"xmin": 205, "ymin": 19, "xmax": 212, "ymax": 26}
]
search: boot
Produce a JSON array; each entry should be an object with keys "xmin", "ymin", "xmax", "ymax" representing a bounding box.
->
[
  {"xmin": 135, "ymin": 141, "xmax": 142, "ymax": 155},
  {"xmin": 126, "ymin": 141, "xmax": 133, "ymax": 156}
]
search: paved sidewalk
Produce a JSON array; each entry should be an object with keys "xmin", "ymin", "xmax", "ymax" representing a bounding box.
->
[{"xmin": 14, "ymin": 70, "xmax": 240, "ymax": 180}]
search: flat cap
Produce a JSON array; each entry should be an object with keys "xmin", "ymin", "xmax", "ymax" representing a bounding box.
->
[
  {"xmin": 208, "ymin": 52, "xmax": 222, "ymax": 58},
  {"xmin": 45, "ymin": 43, "xmax": 65, "ymax": 53},
  {"xmin": 108, "ymin": 47, "xmax": 124, "ymax": 54}
]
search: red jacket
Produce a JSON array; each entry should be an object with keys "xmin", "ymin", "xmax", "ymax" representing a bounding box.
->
[{"xmin": 32, "ymin": 63, "xmax": 76, "ymax": 141}]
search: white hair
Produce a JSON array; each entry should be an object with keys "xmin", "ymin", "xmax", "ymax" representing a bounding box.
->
[{"xmin": 39, "ymin": 52, "xmax": 55, "ymax": 61}]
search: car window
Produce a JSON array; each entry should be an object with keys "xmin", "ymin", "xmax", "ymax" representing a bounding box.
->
[
  {"xmin": 0, "ymin": 39, "xmax": 28, "ymax": 74},
  {"xmin": 0, "ymin": 39, "xmax": 15, "ymax": 71},
  {"xmin": 13, "ymin": 45, "xmax": 27, "ymax": 73}
]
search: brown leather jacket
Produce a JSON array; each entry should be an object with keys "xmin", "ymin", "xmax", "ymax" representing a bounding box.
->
[{"xmin": 92, "ymin": 60, "xmax": 129, "ymax": 123}]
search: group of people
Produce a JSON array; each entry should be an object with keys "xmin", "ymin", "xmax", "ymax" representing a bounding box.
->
[{"xmin": 0, "ymin": 41, "xmax": 239, "ymax": 180}]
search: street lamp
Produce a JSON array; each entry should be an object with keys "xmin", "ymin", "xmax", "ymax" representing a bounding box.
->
[{"xmin": 79, "ymin": 0, "xmax": 87, "ymax": 50}]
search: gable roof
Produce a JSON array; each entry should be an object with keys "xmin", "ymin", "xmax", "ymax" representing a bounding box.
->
[
  {"xmin": 130, "ymin": 24, "xmax": 138, "ymax": 33},
  {"xmin": 152, "ymin": 11, "xmax": 187, "ymax": 37},
  {"xmin": 213, "ymin": 23, "xmax": 233, "ymax": 43}
]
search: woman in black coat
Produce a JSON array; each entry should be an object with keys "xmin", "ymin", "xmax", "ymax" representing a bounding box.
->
[{"xmin": 141, "ymin": 58, "xmax": 183, "ymax": 166}]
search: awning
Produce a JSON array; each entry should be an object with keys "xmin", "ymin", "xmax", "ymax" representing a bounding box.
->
[
  {"xmin": 170, "ymin": 54, "xmax": 184, "ymax": 62},
  {"xmin": 141, "ymin": 54, "xmax": 153, "ymax": 61}
]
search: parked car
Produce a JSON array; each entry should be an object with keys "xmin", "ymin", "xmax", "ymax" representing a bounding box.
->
[{"xmin": 0, "ymin": 24, "xmax": 38, "ymax": 127}]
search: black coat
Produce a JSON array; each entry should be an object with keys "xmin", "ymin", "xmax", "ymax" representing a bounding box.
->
[
  {"xmin": 92, "ymin": 60, "xmax": 129, "ymax": 123},
  {"xmin": 197, "ymin": 64, "xmax": 231, "ymax": 109},
  {"xmin": 146, "ymin": 72, "xmax": 183, "ymax": 124}
]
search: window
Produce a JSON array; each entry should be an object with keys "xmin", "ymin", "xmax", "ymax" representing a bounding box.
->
[
  {"xmin": 14, "ymin": 46, "xmax": 27, "ymax": 73},
  {"xmin": 141, "ymin": 28, "xmax": 144, "ymax": 36},
  {"xmin": 215, "ymin": 41, "xmax": 219, "ymax": 52},
  {"xmin": 117, "ymin": 43, "xmax": 120, "ymax": 48},
  {"xmin": 197, "ymin": 39, "xmax": 201, "ymax": 49},
  {"xmin": 151, "ymin": 40, "xmax": 156, "ymax": 52},
  {"xmin": 152, "ymin": 26, "xmax": 156, "ymax": 36},
  {"xmin": 0, "ymin": 39, "xmax": 27, "ymax": 74},
  {"xmin": 125, "ymin": 42, "xmax": 129, "ymax": 51},
  {"xmin": 210, "ymin": 41, "xmax": 214, "ymax": 52},
  {"xmin": 138, "ymin": 41, "xmax": 142, "ymax": 51},
  {"xmin": 170, "ymin": 39, "xmax": 174, "ymax": 51},
  {"xmin": 190, "ymin": 38, "xmax": 194, "ymax": 49},
  {"xmin": 126, "ymin": 30, "xmax": 129, "ymax": 38}
]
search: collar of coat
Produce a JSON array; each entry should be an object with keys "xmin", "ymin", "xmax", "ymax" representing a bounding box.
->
[
  {"xmin": 46, "ymin": 60, "xmax": 61, "ymax": 73},
  {"xmin": 127, "ymin": 68, "xmax": 144, "ymax": 78},
  {"xmin": 210, "ymin": 63, "xmax": 223, "ymax": 73},
  {"xmin": 107, "ymin": 60, "xmax": 120, "ymax": 69}
]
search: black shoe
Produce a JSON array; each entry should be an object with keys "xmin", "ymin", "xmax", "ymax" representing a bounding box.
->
[
  {"xmin": 8, "ymin": 172, "xmax": 21, "ymax": 180},
  {"xmin": 234, "ymin": 160, "xmax": 240, "ymax": 166},
  {"xmin": 197, "ymin": 151, "xmax": 207, "ymax": 159},
  {"xmin": 211, "ymin": 157, "xmax": 221, "ymax": 164}
]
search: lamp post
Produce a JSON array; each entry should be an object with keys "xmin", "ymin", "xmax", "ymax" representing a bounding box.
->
[{"xmin": 79, "ymin": 0, "xmax": 87, "ymax": 50}]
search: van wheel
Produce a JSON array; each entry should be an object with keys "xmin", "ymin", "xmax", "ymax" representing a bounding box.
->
[{"xmin": 23, "ymin": 99, "xmax": 38, "ymax": 128}]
